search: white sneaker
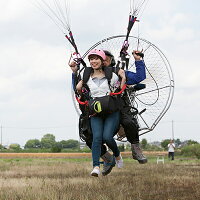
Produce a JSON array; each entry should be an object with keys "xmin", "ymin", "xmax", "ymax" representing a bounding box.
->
[
  {"xmin": 116, "ymin": 155, "xmax": 123, "ymax": 168},
  {"xmin": 91, "ymin": 167, "xmax": 100, "ymax": 177}
]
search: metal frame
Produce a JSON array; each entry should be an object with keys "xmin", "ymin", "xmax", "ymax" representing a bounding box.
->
[{"xmin": 71, "ymin": 35, "xmax": 174, "ymax": 136}]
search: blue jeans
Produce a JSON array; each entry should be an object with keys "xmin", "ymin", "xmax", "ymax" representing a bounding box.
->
[{"xmin": 90, "ymin": 111, "xmax": 120, "ymax": 167}]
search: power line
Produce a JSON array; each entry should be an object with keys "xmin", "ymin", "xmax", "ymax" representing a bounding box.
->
[
  {"xmin": 160, "ymin": 120, "xmax": 200, "ymax": 124},
  {"xmin": 1, "ymin": 125, "xmax": 76, "ymax": 130}
]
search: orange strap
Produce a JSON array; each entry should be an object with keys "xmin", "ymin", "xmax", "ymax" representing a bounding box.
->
[
  {"xmin": 75, "ymin": 96, "xmax": 88, "ymax": 105},
  {"xmin": 110, "ymin": 84, "xmax": 127, "ymax": 96}
]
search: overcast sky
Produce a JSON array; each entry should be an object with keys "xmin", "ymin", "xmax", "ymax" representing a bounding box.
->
[{"xmin": 0, "ymin": 0, "xmax": 200, "ymax": 147}]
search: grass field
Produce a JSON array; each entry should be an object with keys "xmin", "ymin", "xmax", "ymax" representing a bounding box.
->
[{"xmin": 0, "ymin": 153, "xmax": 200, "ymax": 200}]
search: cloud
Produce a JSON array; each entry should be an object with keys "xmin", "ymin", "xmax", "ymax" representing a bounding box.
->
[
  {"xmin": 142, "ymin": 11, "xmax": 195, "ymax": 41},
  {"xmin": 148, "ymin": 26, "xmax": 194, "ymax": 41},
  {"xmin": 0, "ymin": 0, "xmax": 32, "ymax": 22}
]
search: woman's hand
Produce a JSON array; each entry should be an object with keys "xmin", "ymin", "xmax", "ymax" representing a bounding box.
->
[{"xmin": 69, "ymin": 61, "xmax": 78, "ymax": 73}]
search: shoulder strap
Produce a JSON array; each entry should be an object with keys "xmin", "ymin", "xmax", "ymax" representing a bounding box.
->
[
  {"xmin": 113, "ymin": 65, "xmax": 120, "ymax": 75},
  {"xmin": 104, "ymin": 66, "xmax": 113, "ymax": 85},
  {"xmin": 83, "ymin": 67, "xmax": 93, "ymax": 84},
  {"xmin": 83, "ymin": 65, "xmax": 115, "ymax": 87}
]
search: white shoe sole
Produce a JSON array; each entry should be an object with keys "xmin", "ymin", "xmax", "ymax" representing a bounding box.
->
[
  {"xmin": 91, "ymin": 172, "xmax": 99, "ymax": 177},
  {"xmin": 91, "ymin": 168, "xmax": 100, "ymax": 177}
]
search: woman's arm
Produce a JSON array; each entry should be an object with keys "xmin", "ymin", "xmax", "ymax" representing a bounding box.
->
[
  {"xmin": 69, "ymin": 61, "xmax": 79, "ymax": 91},
  {"xmin": 118, "ymin": 69, "xmax": 126, "ymax": 89},
  {"xmin": 76, "ymin": 80, "xmax": 83, "ymax": 94}
]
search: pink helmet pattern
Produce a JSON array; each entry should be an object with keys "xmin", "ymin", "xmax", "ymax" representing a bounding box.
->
[{"xmin": 88, "ymin": 49, "xmax": 106, "ymax": 61}]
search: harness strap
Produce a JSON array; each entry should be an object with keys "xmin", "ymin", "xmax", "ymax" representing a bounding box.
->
[
  {"xmin": 75, "ymin": 96, "xmax": 88, "ymax": 105},
  {"xmin": 110, "ymin": 84, "xmax": 127, "ymax": 96},
  {"xmin": 75, "ymin": 84, "xmax": 127, "ymax": 105},
  {"xmin": 83, "ymin": 67, "xmax": 93, "ymax": 84},
  {"xmin": 76, "ymin": 66, "xmax": 126, "ymax": 105}
]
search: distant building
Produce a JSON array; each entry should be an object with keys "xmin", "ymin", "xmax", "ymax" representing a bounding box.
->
[
  {"xmin": 150, "ymin": 141, "xmax": 161, "ymax": 147},
  {"xmin": 177, "ymin": 141, "xmax": 188, "ymax": 148}
]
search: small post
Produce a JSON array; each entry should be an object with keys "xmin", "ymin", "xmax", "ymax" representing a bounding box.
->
[
  {"xmin": 0, "ymin": 125, "xmax": 2, "ymax": 150},
  {"xmin": 172, "ymin": 120, "xmax": 174, "ymax": 140}
]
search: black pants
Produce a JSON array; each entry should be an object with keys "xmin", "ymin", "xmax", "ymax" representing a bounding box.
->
[
  {"xmin": 120, "ymin": 98, "xmax": 139, "ymax": 144},
  {"xmin": 168, "ymin": 152, "xmax": 174, "ymax": 160}
]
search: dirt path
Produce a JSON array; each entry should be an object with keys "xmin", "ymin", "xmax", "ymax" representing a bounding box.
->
[{"xmin": 0, "ymin": 151, "xmax": 167, "ymax": 158}]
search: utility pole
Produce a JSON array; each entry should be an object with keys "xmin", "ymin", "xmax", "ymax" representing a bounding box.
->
[
  {"xmin": 0, "ymin": 125, "xmax": 2, "ymax": 150},
  {"xmin": 172, "ymin": 120, "xmax": 174, "ymax": 140}
]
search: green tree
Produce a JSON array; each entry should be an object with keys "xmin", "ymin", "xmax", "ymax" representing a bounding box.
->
[
  {"xmin": 161, "ymin": 139, "xmax": 171, "ymax": 150},
  {"xmin": 51, "ymin": 142, "xmax": 62, "ymax": 152},
  {"xmin": 187, "ymin": 140, "xmax": 199, "ymax": 145},
  {"xmin": 60, "ymin": 140, "xmax": 71, "ymax": 148},
  {"xmin": 63, "ymin": 139, "xmax": 79, "ymax": 149},
  {"xmin": 24, "ymin": 139, "xmax": 41, "ymax": 149},
  {"xmin": 41, "ymin": 134, "xmax": 56, "ymax": 148},
  {"xmin": 175, "ymin": 138, "xmax": 181, "ymax": 147},
  {"xmin": 9, "ymin": 143, "xmax": 21, "ymax": 150},
  {"xmin": 140, "ymin": 138, "xmax": 148, "ymax": 149},
  {"xmin": 181, "ymin": 144, "xmax": 200, "ymax": 159}
]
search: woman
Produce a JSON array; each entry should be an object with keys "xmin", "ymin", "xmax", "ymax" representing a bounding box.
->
[{"xmin": 76, "ymin": 49, "xmax": 126, "ymax": 177}]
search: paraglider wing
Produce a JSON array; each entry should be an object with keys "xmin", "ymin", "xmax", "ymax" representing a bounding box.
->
[{"xmin": 33, "ymin": 0, "xmax": 174, "ymax": 135}]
